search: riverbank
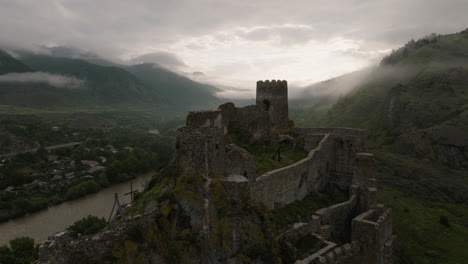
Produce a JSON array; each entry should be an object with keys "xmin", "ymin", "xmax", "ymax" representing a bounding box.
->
[{"xmin": 0, "ymin": 172, "xmax": 152, "ymax": 245}]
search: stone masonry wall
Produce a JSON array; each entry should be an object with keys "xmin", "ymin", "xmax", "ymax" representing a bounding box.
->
[
  {"xmin": 186, "ymin": 102, "xmax": 271, "ymax": 142},
  {"xmin": 186, "ymin": 110, "xmax": 223, "ymax": 130},
  {"xmin": 38, "ymin": 210, "xmax": 158, "ymax": 264},
  {"xmin": 175, "ymin": 127, "xmax": 225, "ymax": 177},
  {"xmin": 250, "ymin": 131, "xmax": 366, "ymax": 209},
  {"xmin": 314, "ymin": 195, "xmax": 358, "ymax": 243},
  {"xmin": 224, "ymin": 144, "xmax": 256, "ymax": 183},
  {"xmin": 293, "ymin": 128, "xmax": 365, "ymax": 138},
  {"xmin": 256, "ymin": 80, "xmax": 289, "ymax": 130},
  {"xmin": 251, "ymin": 134, "xmax": 335, "ymax": 209},
  {"xmin": 296, "ymin": 207, "xmax": 393, "ymax": 264}
]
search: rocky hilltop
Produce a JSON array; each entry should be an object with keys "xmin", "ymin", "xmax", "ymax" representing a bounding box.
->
[{"xmin": 38, "ymin": 80, "xmax": 394, "ymax": 264}]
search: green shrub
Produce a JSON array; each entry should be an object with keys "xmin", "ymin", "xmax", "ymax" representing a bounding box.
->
[
  {"xmin": 0, "ymin": 237, "xmax": 38, "ymax": 264},
  {"xmin": 126, "ymin": 225, "xmax": 145, "ymax": 243},
  {"xmin": 65, "ymin": 180, "xmax": 99, "ymax": 200},
  {"xmin": 439, "ymin": 215, "xmax": 450, "ymax": 227},
  {"xmin": 66, "ymin": 215, "xmax": 107, "ymax": 238}
]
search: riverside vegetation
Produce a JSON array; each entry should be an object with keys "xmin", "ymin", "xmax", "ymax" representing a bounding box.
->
[{"xmin": 0, "ymin": 115, "xmax": 176, "ymax": 222}]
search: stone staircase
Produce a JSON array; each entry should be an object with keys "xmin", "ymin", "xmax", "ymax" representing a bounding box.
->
[{"xmin": 316, "ymin": 225, "xmax": 331, "ymax": 240}]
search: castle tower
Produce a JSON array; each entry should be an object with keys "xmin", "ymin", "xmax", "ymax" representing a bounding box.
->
[{"xmin": 256, "ymin": 80, "xmax": 289, "ymax": 131}]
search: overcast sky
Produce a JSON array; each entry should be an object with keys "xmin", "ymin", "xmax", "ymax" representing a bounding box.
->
[{"xmin": 1, "ymin": 0, "xmax": 467, "ymax": 97}]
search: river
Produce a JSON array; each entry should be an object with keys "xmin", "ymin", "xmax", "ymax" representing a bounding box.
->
[{"xmin": 0, "ymin": 172, "xmax": 153, "ymax": 245}]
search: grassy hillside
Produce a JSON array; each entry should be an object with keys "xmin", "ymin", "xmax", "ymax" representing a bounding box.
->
[
  {"xmin": 126, "ymin": 63, "xmax": 222, "ymax": 113},
  {"xmin": 292, "ymin": 29, "xmax": 468, "ymax": 264},
  {"xmin": 295, "ymin": 30, "xmax": 468, "ymax": 168},
  {"xmin": 0, "ymin": 50, "xmax": 31, "ymax": 74},
  {"xmin": 20, "ymin": 54, "xmax": 158, "ymax": 107}
]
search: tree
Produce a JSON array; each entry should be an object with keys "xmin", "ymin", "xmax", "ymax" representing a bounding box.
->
[
  {"xmin": 9, "ymin": 237, "xmax": 36, "ymax": 263},
  {"xmin": 66, "ymin": 215, "xmax": 107, "ymax": 238},
  {"xmin": 0, "ymin": 237, "xmax": 37, "ymax": 264}
]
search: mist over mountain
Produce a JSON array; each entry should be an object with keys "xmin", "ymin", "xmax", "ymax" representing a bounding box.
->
[
  {"xmin": 0, "ymin": 48, "xmax": 223, "ymax": 115},
  {"xmin": 0, "ymin": 50, "xmax": 31, "ymax": 74},
  {"xmin": 295, "ymin": 29, "xmax": 468, "ymax": 169},
  {"xmin": 124, "ymin": 63, "xmax": 222, "ymax": 111}
]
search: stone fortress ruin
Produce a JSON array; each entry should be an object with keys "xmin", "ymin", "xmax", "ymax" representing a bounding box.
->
[
  {"xmin": 38, "ymin": 80, "xmax": 394, "ymax": 264},
  {"xmin": 176, "ymin": 80, "xmax": 395, "ymax": 263}
]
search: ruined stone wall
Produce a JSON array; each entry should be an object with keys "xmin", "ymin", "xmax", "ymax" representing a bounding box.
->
[
  {"xmin": 224, "ymin": 144, "xmax": 256, "ymax": 183},
  {"xmin": 250, "ymin": 131, "xmax": 366, "ymax": 209},
  {"xmin": 293, "ymin": 127, "xmax": 365, "ymax": 138},
  {"xmin": 223, "ymin": 104, "xmax": 271, "ymax": 141},
  {"xmin": 304, "ymin": 134, "xmax": 326, "ymax": 151},
  {"xmin": 175, "ymin": 127, "xmax": 225, "ymax": 177},
  {"xmin": 277, "ymin": 217, "xmax": 322, "ymax": 244},
  {"xmin": 38, "ymin": 210, "xmax": 158, "ymax": 264},
  {"xmin": 186, "ymin": 110, "xmax": 224, "ymax": 129},
  {"xmin": 256, "ymin": 80, "xmax": 289, "ymax": 130},
  {"xmin": 295, "ymin": 206, "xmax": 393, "ymax": 264},
  {"xmin": 251, "ymin": 134, "xmax": 336, "ymax": 209},
  {"xmin": 294, "ymin": 128, "xmax": 367, "ymax": 191},
  {"xmin": 352, "ymin": 153, "xmax": 378, "ymax": 211},
  {"xmin": 314, "ymin": 195, "xmax": 358, "ymax": 243},
  {"xmin": 186, "ymin": 102, "xmax": 271, "ymax": 141}
]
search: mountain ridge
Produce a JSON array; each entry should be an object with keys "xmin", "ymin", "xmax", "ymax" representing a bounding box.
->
[{"xmin": 0, "ymin": 49, "xmax": 223, "ymax": 115}]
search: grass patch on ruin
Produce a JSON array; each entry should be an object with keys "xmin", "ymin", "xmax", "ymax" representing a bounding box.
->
[
  {"xmin": 246, "ymin": 142, "xmax": 308, "ymax": 176},
  {"xmin": 272, "ymin": 190, "xmax": 348, "ymax": 233},
  {"xmin": 294, "ymin": 234, "xmax": 326, "ymax": 260},
  {"xmin": 124, "ymin": 165, "xmax": 177, "ymax": 216}
]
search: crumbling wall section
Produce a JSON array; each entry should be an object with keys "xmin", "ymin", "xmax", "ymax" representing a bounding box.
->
[
  {"xmin": 175, "ymin": 127, "xmax": 225, "ymax": 177},
  {"xmin": 38, "ymin": 210, "xmax": 158, "ymax": 264},
  {"xmin": 224, "ymin": 144, "xmax": 256, "ymax": 183},
  {"xmin": 303, "ymin": 134, "xmax": 326, "ymax": 151},
  {"xmin": 296, "ymin": 207, "xmax": 393, "ymax": 264},
  {"xmin": 314, "ymin": 195, "xmax": 357, "ymax": 243},
  {"xmin": 186, "ymin": 110, "xmax": 224, "ymax": 129},
  {"xmin": 187, "ymin": 102, "xmax": 271, "ymax": 141},
  {"xmin": 251, "ymin": 134, "xmax": 335, "ymax": 209},
  {"xmin": 220, "ymin": 103, "xmax": 271, "ymax": 141},
  {"xmin": 293, "ymin": 128, "xmax": 366, "ymax": 139}
]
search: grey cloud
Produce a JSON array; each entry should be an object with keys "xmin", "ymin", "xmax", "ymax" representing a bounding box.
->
[
  {"xmin": 241, "ymin": 25, "xmax": 316, "ymax": 45},
  {"xmin": 0, "ymin": 0, "xmax": 467, "ymax": 80},
  {"xmin": 191, "ymin": 72, "xmax": 205, "ymax": 77},
  {"xmin": 0, "ymin": 0, "xmax": 466, "ymax": 56},
  {"xmin": 0, "ymin": 72, "xmax": 85, "ymax": 89}
]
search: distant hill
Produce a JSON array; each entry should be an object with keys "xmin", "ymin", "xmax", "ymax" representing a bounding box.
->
[
  {"xmin": 0, "ymin": 50, "xmax": 31, "ymax": 74},
  {"xmin": 0, "ymin": 50, "xmax": 223, "ymax": 115},
  {"xmin": 19, "ymin": 54, "xmax": 158, "ymax": 107},
  {"xmin": 125, "ymin": 63, "xmax": 222, "ymax": 111},
  {"xmin": 291, "ymin": 68, "xmax": 375, "ymax": 109},
  {"xmin": 296, "ymin": 30, "xmax": 468, "ymax": 170}
]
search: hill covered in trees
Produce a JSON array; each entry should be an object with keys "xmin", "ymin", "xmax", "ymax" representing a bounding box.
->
[{"xmin": 292, "ymin": 29, "xmax": 468, "ymax": 264}]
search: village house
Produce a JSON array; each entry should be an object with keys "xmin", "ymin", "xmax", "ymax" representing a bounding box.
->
[
  {"xmin": 4, "ymin": 186, "xmax": 14, "ymax": 192},
  {"xmin": 81, "ymin": 160, "xmax": 99, "ymax": 167},
  {"xmin": 88, "ymin": 165, "xmax": 105, "ymax": 174},
  {"xmin": 123, "ymin": 146, "xmax": 133, "ymax": 152}
]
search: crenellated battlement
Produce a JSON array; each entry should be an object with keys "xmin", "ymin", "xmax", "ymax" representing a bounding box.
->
[{"xmin": 256, "ymin": 79, "xmax": 288, "ymax": 89}]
